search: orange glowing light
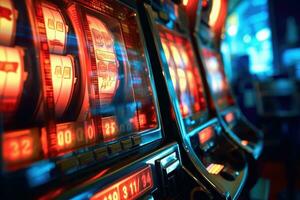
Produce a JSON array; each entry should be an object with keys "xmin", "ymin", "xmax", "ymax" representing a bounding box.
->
[
  {"xmin": 102, "ymin": 116, "xmax": 118, "ymax": 141},
  {"xmin": 183, "ymin": 0, "xmax": 189, "ymax": 6},
  {"xmin": 0, "ymin": 0, "xmax": 18, "ymax": 46},
  {"xmin": 199, "ymin": 127, "xmax": 214, "ymax": 144},
  {"xmin": 2, "ymin": 129, "xmax": 41, "ymax": 165},
  {"xmin": 206, "ymin": 163, "xmax": 224, "ymax": 175},
  {"xmin": 241, "ymin": 140, "xmax": 249, "ymax": 146},
  {"xmin": 50, "ymin": 54, "xmax": 76, "ymax": 118},
  {"xmin": 87, "ymin": 15, "xmax": 119, "ymax": 105},
  {"xmin": 225, "ymin": 112, "xmax": 234, "ymax": 123},
  {"xmin": 0, "ymin": 46, "xmax": 27, "ymax": 113},
  {"xmin": 41, "ymin": 3, "xmax": 68, "ymax": 54},
  {"xmin": 91, "ymin": 166, "xmax": 153, "ymax": 200}
]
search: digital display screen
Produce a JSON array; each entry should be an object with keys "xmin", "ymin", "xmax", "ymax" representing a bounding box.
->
[
  {"xmin": 1, "ymin": 0, "xmax": 159, "ymax": 170},
  {"xmin": 158, "ymin": 26, "xmax": 207, "ymax": 130},
  {"xmin": 90, "ymin": 166, "xmax": 153, "ymax": 200},
  {"xmin": 201, "ymin": 48, "xmax": 234, "ymax": 109},
  {"xmin": 198, "ymin": 126, "xmax": 214, "ymax": 144}
]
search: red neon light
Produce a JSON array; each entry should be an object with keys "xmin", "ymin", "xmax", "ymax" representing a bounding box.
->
[
  {"xmin": 91, "ymin": 166, "xmax": 153, "ymax": 200},
  {"xmin": 2, "ymin": 129, "xmax": 41, "ymax": 167},
  {"xmin": 225, "ymin": 112, "xmax": 234, "ymax": 123},
  {"xmin": 198, "ymin": 127, "xmax": 214, "ymax": 144},
  {"xmin": 102, "ymin": 116, "xmax": 118, "ymax": 141}
]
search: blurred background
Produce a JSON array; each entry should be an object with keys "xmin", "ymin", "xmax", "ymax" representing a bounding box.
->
[{"xmin": 221, "ymin": 0, "xmax": 300, "ymax": 199}]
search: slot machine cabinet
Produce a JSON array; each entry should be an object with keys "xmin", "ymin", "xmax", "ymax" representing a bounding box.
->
[
  {"xmin": 138, "ymin": 0, "xmax": 248, "ymax": 199},
  {"xmin": 185, "ymin": 0, "xmax": 264, "ymax": 189},
  {"xmin": 0, "ymin": 0, "xmax": 198, "ymax": 199}
]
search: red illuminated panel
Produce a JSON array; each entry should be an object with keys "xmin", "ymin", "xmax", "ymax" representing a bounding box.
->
[
  {"xmin": 91, "ymin": 166, "xmax": 153, "ymax": 200},
  {"xmin": 0, "ymin": 0, "xmax": 17, "ymax": 46},
  {"xmin": 2, "ymin": 129, "xmax": 41, "ymax": 168},
  {"xmin": 225, "ymin": 112, "xmax": 235, "ymax": 123},
  {"xmin": 41, "ymin": 3, "xmax": 68, "ymax": 54},
  {"xmin": 87, "ymin": 15, "xmax": 119, "ymax": 105},
  {"xmin": 159, "ymin": 28, "xmax": 207, "ymax": 119},
  {"xmin": 0, "ymin": 46, "xmax": 27, "ymax": 113},
  {"xmin": 102, "ymin": 116, "xmax": 118, "ymax": 141},
  {"xmin": 198, "ymin": 126, "xmax": 214, "ymax": 144},
  {"xmin": 50, "ymin": 54, "xmax": 76, "ymax": 118}
]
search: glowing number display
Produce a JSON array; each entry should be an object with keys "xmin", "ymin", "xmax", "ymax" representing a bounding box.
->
[
  {"xmin": 2, "ymin": 129, "xmax": 40, "ymax": 166},
  {"xmin": 198, "ymin": 126, "xmax": 214, "ymax": 144},
  {"xmin": 102, "ymin": 116, "xmax": 118, "ymax": 141},
  {"xmin": 91, "ymin": 166, "xmax": 153, "ymax": 200},
  {"xmin": 0, "ymin": 0, "xmax": 17, "ymax": 45},
  {"xmin": 0, "ymin": 46, "xmax": 26, "ymax": 113},
  {"xmin": 87, "ymin": 15, "xmax": 119, "ymax": 105}
]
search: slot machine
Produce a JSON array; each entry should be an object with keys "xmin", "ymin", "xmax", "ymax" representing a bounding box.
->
[
  {"xmin": 0, "ymin": 0, "xmax": 203, "ymax": 199},
  {"xmin": 138, "ymin": 0, "xmax": 248, "ymax": 199},
  {"xmin": 185, "ymin": 0, "xmax": 264, "ymax": 188}
]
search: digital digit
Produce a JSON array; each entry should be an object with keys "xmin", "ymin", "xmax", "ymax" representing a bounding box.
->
[
  {"xmin": 10, "ymin": 140, "xmax": 20, "ymax": 159},
  {"xmin": 113, "ymin": 191, "xmax": 119, "ymax": 200},
  {"xmin": 122, "ymin": 186, "xmax": 128, "ymax": 199},
  {"xmin": 57, "ymin": 131, "xmax": 64, "ymax": 146},
  {"xmin": 76, "ymin": 127, "xmax": 84, "ymax": 142},
  {"xmin": 87, "ymin": 125, "xmax": 95, "ymax": 140},
  {"xmin": 65, "ymin": 130, "xmax": 72, "ymax": 145},
  {"xmin": 21, "ymin": 138, "xmax": 32, "ymax": 156}
]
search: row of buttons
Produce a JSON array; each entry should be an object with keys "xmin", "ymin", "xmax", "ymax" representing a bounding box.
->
[{"xmin": 56, "ymin": 136, "xmax": 142, "ymax": 172}]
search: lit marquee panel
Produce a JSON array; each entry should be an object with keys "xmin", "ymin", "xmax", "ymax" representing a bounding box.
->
[
  {"xmin": 0, "ymin": 0, "xmax": 17, "ymax": 46},
  {"xmin": 50, "ymin": 54, "xmax": 76, "ymax": 118},
  {"xmin": 87, "ymin": 15, "xmax": 119, "ymax": 105},
  {"xmin": 41, "ymin": 3, "xmax": 68, "ymax": 54},
  {"xmin": 0, "ymin": 46, "xmax": 26, "ymax": 113}
]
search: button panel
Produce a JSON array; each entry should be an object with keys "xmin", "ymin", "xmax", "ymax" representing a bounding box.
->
[{"xmin": 56, "ymin": 157, "xmax": 79, "ymax": 171}]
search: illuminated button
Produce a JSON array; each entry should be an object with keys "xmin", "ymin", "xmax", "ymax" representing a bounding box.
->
[
  {"xmin": 206, "ymin": 163, "xmax": 224, "ymax": 175},
  {"xmin": 94, "ymin": 147, "xmax": 108, "ymax": 160},
  {"xmin": 132, "ymin": 136, "xmax": 141, "ymax": 147},
  {"xmin": 108, "ymin": 143, "xmax": 121, "ymax": 154},
  {"xmin": 77, "ymin": 152, "xmax": 94, "ymax": 165},
  {"xmin": 121, "ymin": 139, "xmax": 133, "ymax": 150},
  {"xmin": 56, "ymin": 157, "xmax": 79, "ymax": 171}
]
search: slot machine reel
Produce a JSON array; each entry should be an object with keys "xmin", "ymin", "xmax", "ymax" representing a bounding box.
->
[
  {"xmin": 87, "ymin": 15, "xmax": 119, "ymax": 106},
  {"xmin": 0, "ymin": 46, "xmax": 27, "ymax": 116},
  {"xmin": 0, "ymin": 0, "xmax": 18, "ymax": 46},
  {"xmin": 41, "ymin": 2, "xmax": 68, "ymax": 54}
]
